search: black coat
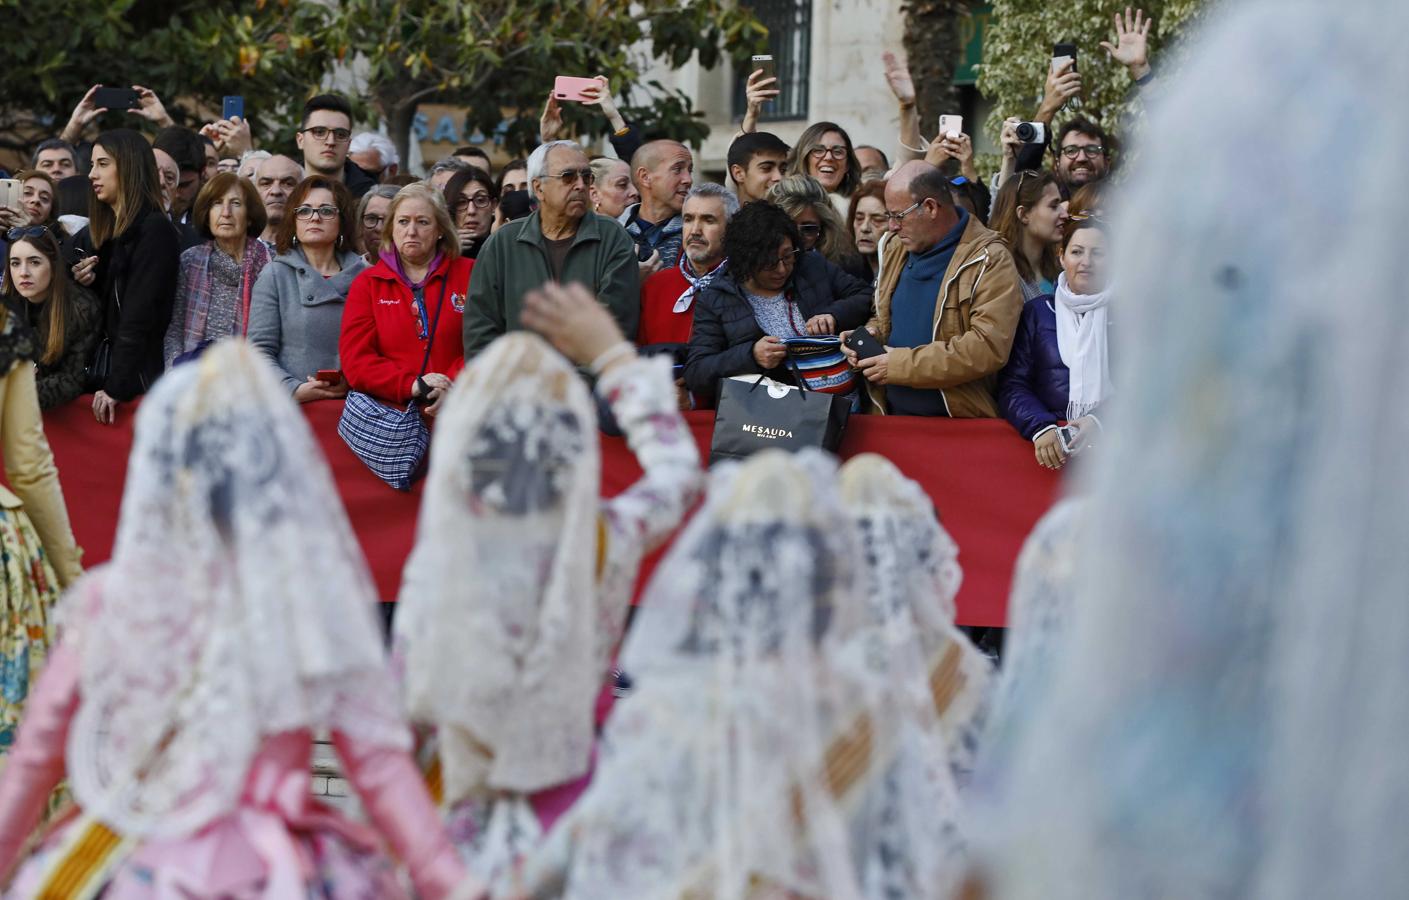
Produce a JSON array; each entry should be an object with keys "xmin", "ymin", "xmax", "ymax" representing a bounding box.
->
[
  {"xmin": 684, "ymin": 250, "xmax": 872, "ymax": 401},
  {"xmin": 89, "ymin": 205, "xmax": 181, "ymax": 401}
]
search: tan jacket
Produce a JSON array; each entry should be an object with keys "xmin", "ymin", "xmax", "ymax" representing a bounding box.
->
[
  {"xmin": 863, "ymin": 215, "xmax": 1025, "ymax": 417},
  {"xmin": 0, "ymin": 361, "xmax": 83, "ymax": 587}
]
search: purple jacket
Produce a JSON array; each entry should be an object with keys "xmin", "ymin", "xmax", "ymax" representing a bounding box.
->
[{"xmin": 998, "ymin": 295, "xmax": 1068, "ymax": 440}]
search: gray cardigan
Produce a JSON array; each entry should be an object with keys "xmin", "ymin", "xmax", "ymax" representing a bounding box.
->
[{"xmin": 246, "ymin": 247, "xmax": 367, "ymax": 395}]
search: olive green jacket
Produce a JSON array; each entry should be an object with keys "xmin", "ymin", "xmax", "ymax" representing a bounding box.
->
[{"xmin": 463, "ymin": 210, "xmax": 641, "ymax": 359}]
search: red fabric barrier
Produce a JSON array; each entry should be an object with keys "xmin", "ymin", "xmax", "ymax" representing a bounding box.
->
[{"xmin": 43, "ymin": 399, "xmax": 1061, "ymax": 626}]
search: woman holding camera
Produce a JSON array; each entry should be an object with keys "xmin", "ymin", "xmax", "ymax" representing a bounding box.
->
[
  {"xmin": 998, "ymin": 217, "xmax": 1112, "ymax": 470},
  {"xmin": 340, "ymin": 183, "xmax": 469, "ymax": 414}
]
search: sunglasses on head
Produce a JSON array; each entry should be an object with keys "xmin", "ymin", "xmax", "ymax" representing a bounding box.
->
[{"xmin": 5, "ymin": 225, "xmax": 46, "ymax": 242}]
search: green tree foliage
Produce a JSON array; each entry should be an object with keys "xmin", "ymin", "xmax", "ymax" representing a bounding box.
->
[
  {"xmin": 0, "ymin": 0, "xmax": 332, "ymax": 153},
  {"xmin": 977, "ymin": 0, "xmax": 1213, "ymax": 142},
  {"xmin": 317, "ymin": 0, "xmax": 768, "ymax": 163}
]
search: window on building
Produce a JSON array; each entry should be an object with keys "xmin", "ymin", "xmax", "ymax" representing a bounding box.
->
[{"xmin": 733, "ymin": 0, "xmax": 812, "ymax": 122}]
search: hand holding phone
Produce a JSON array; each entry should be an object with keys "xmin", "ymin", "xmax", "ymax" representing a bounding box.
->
[
  {"xmin": 843, "ymin": 327, "xmax": 886, "ymax": 362},
  {"xmin": 93, "ymin": 86, "xmax": 141, "ymax": 112},
  {"xmin": 314, "ymin": 369, "xmax": 342, "ymax": 385},
  {"xmin": 0, "ymin": 179, "xmax": 23, "ymax": 214},
  {"xmin": 1052, "ymin": 42, "xmax": 1079, "ymax": 73},
  {"xmin": 553, "ymin": 76, "xmax": 600, "ymax": 103}
]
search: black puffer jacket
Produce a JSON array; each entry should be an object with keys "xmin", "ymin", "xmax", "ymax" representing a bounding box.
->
[{"xmin": 684, "ymin": 250, "xmax": 872, "ymax": 402}]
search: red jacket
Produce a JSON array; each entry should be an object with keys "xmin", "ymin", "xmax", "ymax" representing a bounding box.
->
[
  {"xmin": 638, "ymin": 265, "xmax": 695, "ymax": 347},
  {"xmin": 340, "ymin": 256, "xmax": 472, "ymax": 404}
]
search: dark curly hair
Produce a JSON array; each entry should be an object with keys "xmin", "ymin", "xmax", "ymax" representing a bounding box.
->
[{"xmin": 723, "ymin": 201, "xmax": 803, "ymax": 285}]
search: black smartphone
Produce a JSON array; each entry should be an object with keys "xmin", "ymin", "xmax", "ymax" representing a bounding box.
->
[
  {"xmin": 222, "ymin": 95, "xmax": 244, "ymax": 121},
  {"xmin": 1052, "ymin": 42, "xmax": 1079, "ymax": 73},
  {"xmin": 844, "ymin": 327, "xmax": 885, "ymax": 361},
  {"xmin": 93, "ymin": 86, "xmax": 140, "ymax": 111},
  {"xmin": 637, "ymin": 242, "xmax": 655, "ymax": 263}
]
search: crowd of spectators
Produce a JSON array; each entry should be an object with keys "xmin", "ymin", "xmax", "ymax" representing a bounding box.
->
[{"xmin": 1, "ymin": 8, "xmax": 1157, "ymax": 476}]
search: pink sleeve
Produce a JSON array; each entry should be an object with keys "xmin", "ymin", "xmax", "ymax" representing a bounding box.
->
[
  {"xmin": 0, "ymin": 643, "xmax": 81, "ymax": 868},
  {"xmin": 332, "ymin": 732, "xmax": 479, "ymax": 900}
]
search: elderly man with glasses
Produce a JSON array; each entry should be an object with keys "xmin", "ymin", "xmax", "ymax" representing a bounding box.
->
[
  {"xmin": 840, "ymin": 160, "xmax": 1023, "ymax": 418},
  {"xmin": 463, "ymin": 140, "xmax": 640, "ymax": 358},
  {"xmin": 294, "ymin": 93, "xmax": 378, "ymax": 199}
]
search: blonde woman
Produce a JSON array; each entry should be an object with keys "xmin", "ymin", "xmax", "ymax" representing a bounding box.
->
[{"xmin": 766, "ymin": 174, "xmax": 870, "ymax": 281}]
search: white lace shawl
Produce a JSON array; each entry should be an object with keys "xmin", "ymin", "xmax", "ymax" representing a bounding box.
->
[
  {"xmin": 396, "ymin": 334, "xmax": 701, "ymax": 809},
  {"xmin": 836, "ymin": 453, "xmax": 994, "ymax": 899},
  {"xmin": 62, "ymin": 340, "xmax": 408, "ymax": 840},
  {"xmin": 968, "ymin": 2, "xmax": 1409, "ymax": 897},
  {"xmin": 516, "ymin": 450, "xmax": 876, "ymax": 900}
]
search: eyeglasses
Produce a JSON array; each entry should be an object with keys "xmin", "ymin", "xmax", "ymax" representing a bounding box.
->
[
  {"xmin": 797, "ymin": 223, "xmax": 822, "ymax": 237},
  {"xmin": 539, "ymin": 169, "xmax": 595, "ymax": 186},
  {"xmin": 300, "ymin": 126, "xmax": 352, "ymax": 144},
  {"xmin": 762, "ymin": 249, "xmax": 803, "ymax": 271},
  {"xmin": 453, "ymin": 193, "xmax": 495, "ymax": 212},
  {"xmin": 807, "ymin": 144, "xmax": 849, "ymax": 161},
  {"xmin": 883, "ymin": 200, "xmax": 923, "ymax": 224},
  {"xmin": 1059, "ymin": 144, "xmax": 1106, "ymax": 159},
  {"xmin": 294, "ymin": 204, "xmax": 339, "ymax": 221},
  {"xmin": 5, "ymin": 225, "xmax": 46, "ymax": 241},
  {"xmin": 361, "ymin": 213, "xmax": 387, "ymax": 229}
]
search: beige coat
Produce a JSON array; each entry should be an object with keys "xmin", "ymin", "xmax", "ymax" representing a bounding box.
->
[
  {"xmin": 0, "ymin": 361, "xmax": 82, "ymax": 587},
  {"xmin": 863, "ymin": 216, "xmax": 1025, "ymax": 417}
]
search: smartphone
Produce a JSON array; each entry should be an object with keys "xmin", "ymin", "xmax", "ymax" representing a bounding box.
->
[
  {"xmin": 752, "ymin": 54, "xmax": 776, "ymax": 84},
  {"xmin": 637, "ymin": 242, "xmax": 656, "ymax": 263},
  {"xmin": 93, "ymin": 86, "xmax": 141, "ymax": 111},
  {"xmin": 315, "ymin": 369, "xmax": 341, "ymax": 384},
  {"xmin": 552, "ymin": 76, "xmax": 600, "ymax": 102},
  {"xmin": 1052, "ymin": 42, "xmax": 1078, "ymax": 73},
  {"xmin": 0, "ymin": 179, "xmax": 22, "ymax": 213},
  {"xmin": 222, "ymin": 95, "xmax": 244, "ymax": 121},
  {"xmin": 844, "ymin": 327, "xmax": 886, "ymax": 362},
  {"xmin": 1056, "ymin": 424, "xmax": 1080, "ymax": 454},
  {"xmin": 938, "ymin": 114, "xmax": 963, "ymax": 139}
]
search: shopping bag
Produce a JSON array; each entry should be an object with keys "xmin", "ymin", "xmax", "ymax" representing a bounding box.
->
[{"xmin": 709, "ymin": 374, "xmax": 850, "ymax": 464}]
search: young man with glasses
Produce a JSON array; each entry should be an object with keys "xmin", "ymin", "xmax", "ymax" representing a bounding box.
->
[
  {"xmin": 464, "ymin": 140, "xmax": 640, "ymax": 359},
  {"xmin": 1052, "ymin": 117, "xmax": 1112, "ymax": 192},
  {"xmin": 295, "ymin": 94, "xmax": 376, "ymax": 199},
  {"xmin": 840, "ymin": 161, "xmax": 1023, "ymax": 418}
]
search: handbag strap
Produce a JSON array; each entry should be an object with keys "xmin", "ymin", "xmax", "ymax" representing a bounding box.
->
[{"xmin": 416, "ymin": 270, "xmax": 452, "ymax": 378}]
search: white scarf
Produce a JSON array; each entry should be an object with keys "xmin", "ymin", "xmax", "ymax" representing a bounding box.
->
[
  {"xmin": 1053, "ymin": 271, "xmax": 1113, "ymax": 420},
  {"xmin": 673, "ymin": 254, "xmax": 727, "ymax": 313}
]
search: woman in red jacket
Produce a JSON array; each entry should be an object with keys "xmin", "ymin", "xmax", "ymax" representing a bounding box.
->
[{"xmin": 340, "ymin": 183, "xmax": 469, "ymax": 414}]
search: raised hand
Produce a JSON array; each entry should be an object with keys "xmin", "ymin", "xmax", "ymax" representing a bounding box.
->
[
  {"xmin": 740, "ymin": 67, "xmax": 780, "ymax": 134},
  {"xmin": 580, "ymin": 75, "xmax": 628, "ymax": 134},
  {"xmin": 882, "ymin": 51, "xmax": 916, "ymax": 107},
  {"xmin": 130, "ymin": 85, "xmax": 175, "ymax": 128},
  {"xmin": 61, "ymin": 85, "xmax": 109, "ymax": 143},
  {"xmin": 1039, "ymin": 58, "xmax": 1082, "ymax": 120},
  {"xmin": 1100, "ymin": 7, "xmax": 1153, "ymax": 79},
  {"xmin": 539, "ymin": 91, "xmax": 564, "ymax": 143}
]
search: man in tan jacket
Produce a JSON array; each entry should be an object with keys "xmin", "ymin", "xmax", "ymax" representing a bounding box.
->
[{"xmin": 841, "ymin": 161, "xmax": 1023, "ymax": 417}]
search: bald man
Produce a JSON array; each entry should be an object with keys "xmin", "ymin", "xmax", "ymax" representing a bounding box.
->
[
  {"xmin": 620, "ymin": 139, "xmax": 694, "ymax": 268},
  {"xmin": 840, "ymin": 160, "xmax": 1023, "ymax": 418}
]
